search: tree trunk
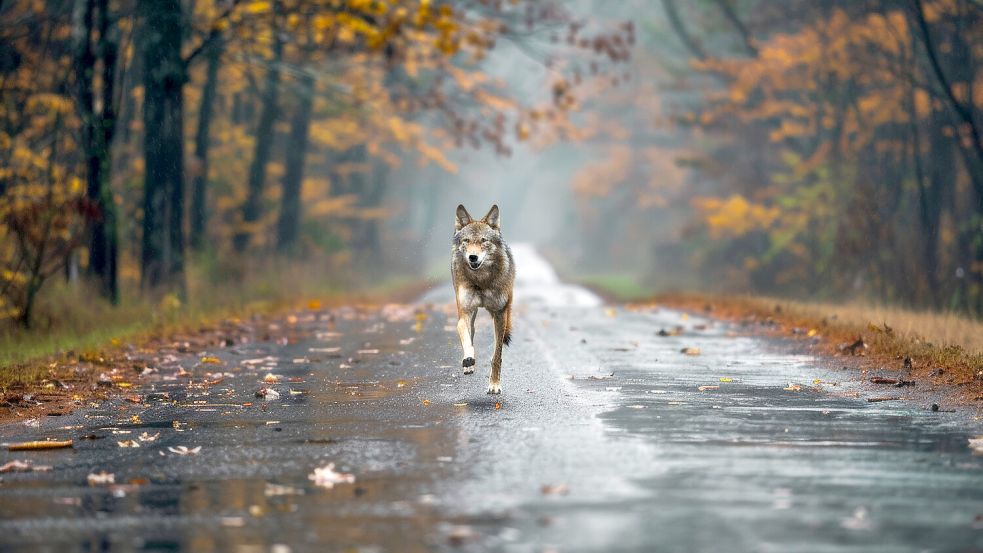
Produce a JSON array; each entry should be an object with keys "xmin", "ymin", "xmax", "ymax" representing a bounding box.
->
[
  {"xmin": 276, "ymin": 71, "xmax": 315, "ymax": 254},
  {"xmin": 234, "ymin": 21, "xmax": 283, "ymax": 252},
  {"xmin": 139, "ymin": 0, "xmax": 186, "ymax": 292},
  {"xmin": 72, "ymin": 0, "xmax": 119, "ymax": 303},
  {"xmin": 190, "ymin": 38, "xmax": 223, "ymax": 252}
]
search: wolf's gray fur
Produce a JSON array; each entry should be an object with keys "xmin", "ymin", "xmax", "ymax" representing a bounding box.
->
[{"xmin": 451, "ymin": 204, "xmax": 515, "ymax": 394}]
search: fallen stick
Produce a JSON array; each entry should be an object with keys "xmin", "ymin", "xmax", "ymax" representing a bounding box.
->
[
  {"xmin": 7, "ymin": 439, "xmax": 73, "ymax": 451},
  {"xmin": 870, "ymin": 377, "xmax": 898, "ymax": 385},
  {"xmin": 867, "ymin": 397, "xmax": 901, "ymax": 403}
]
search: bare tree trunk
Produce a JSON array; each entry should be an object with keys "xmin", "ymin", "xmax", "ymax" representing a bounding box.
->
[
  {"xmin": 72, "ymin": 0, "xmax": 119, "ymax": 303},
  {"xmin": 276, "ymin": 71, "xmax": 315, "ymax": 254},
  {"xmin": 234, "ymin": 7, "xmax": 283, "ymax": 252},
  {"xmin": 139, "ymin": 0, "xmax": 186, "ymax": 292},
  {"xmin": 190, "ymin": 38, "xmax": 222, "ymax": 251}
]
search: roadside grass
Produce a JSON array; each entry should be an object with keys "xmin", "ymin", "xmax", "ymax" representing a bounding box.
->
[
  {"xmin": 0, "ymin": 255, "xmax": 432, "ymax": 384},
  {"xmin": 576, "ymin": 273, "xmax": 654, "ymax": 302}
]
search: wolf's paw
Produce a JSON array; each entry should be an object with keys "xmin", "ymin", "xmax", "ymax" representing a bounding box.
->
[
  {"xmin": 486, "ymin": 382, "xmax": 501, "ymax": 395},
  {"xmin": 462, "ymin": 357, "xmax": 475, "ymax": 374}
]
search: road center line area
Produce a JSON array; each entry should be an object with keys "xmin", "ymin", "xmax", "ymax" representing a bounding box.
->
[{"xmin": 1, "ymin": 248, "xmax": 982, "ymax": 553}]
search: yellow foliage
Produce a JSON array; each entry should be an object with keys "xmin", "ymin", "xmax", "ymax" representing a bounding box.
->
[{"xmin": 692, "ymin": 195, "xmax": 781, "ymax": 239}]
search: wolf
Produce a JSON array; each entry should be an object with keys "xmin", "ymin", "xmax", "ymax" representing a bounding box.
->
[{"xmin": 452, "ymin": 204, "xmax": 515, "ymax": 394}]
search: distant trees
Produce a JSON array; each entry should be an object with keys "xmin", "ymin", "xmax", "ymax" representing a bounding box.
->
[{"xmin": 656, "ymin": 0, "xmax": 983, "ymax": 313}]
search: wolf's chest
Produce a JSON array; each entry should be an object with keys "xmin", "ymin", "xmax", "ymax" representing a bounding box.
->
[{"xmin": 457, "ymin": 284, "xmax": 507, "ymax": 312}]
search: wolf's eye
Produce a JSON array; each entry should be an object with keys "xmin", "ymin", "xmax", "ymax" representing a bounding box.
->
[
  {"xmin": 481, "ymin": 238, "xmax": 488, "ymax": 244},
  {"xmin": 461, "ymin": 238, "xmax": 470, "ymax": 244}
]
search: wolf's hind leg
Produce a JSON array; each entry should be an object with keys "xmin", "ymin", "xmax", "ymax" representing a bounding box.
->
[
  {"xmin": 457, "ymin": 310, "xmax": 477, "ymax": 374},
  {"xmin": 487, "ymin": 310, "xmax": 506, "ymax": 394}
]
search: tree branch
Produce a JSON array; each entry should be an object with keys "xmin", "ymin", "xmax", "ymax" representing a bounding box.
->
[
  {"xmin": 910, "ymin": 0, "xmax": 983, "ymax": 157},
  {"xmin": 660, "ymin": 0, "xmax": 706, "ymax": 60},
  {"xmin": 183, "ymin": 0, "xmax": 241, "ymax": 67},
  {"xmin": 710, "ymin": 0, "xmax": 757, "ymax": 57}
]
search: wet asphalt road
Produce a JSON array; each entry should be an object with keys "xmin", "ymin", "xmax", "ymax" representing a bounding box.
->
[{"xmin": 2, "ymin": 246, "xmax": 983, "ymax": 553}]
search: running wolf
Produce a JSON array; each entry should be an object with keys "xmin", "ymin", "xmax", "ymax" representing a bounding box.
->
[{"xmin": 452, "ymin": 204, "xmax": 515, "ymax": 394}]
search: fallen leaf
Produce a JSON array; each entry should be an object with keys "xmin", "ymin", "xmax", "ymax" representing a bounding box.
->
[
  {"xmin": 201, "ymin": 356, "xmax": 221, "ymax": 365},
  {"xmin": 422, "ymin": 399, "xmax": 431, "ymax": 406},
  {"xmin": 0, "ymin": 460, "xmax": 52, "ymax": 473},
  {"xmin": 969, "ymin": 437, "xmax": 983, "ymax": 453},
  {"xmin": 698, "ymin": 385, "xmax": 719, "ymax": 391},
  {"xmin": 453, "ymin": 402, "xmax": 468, "ymax": 407},
  {"xmin": 680, "ymin": 347, "xmax": 701, "ymax": 356},
  {"xmin": 308, "ymin": 463, "xmax": 355, "ymax": 489},
  {"xmin": 263, "ymin": 373, "xmax": 279, "ymax": 384},
  {"xmin": 255, "ymin": 388, "xmax": 280, "ymax": 400},
  {"xmin": 495, "ymin": 402, "xmax": 502, "ymax": 409},
  {"xmin": 541, "ymin": 483, "xmax": 570, "ymax": 496},
  {"xmin": 784, "ymin": 383, "xmax": 802, "ymax": 391},
  {"xmin": 138, "ymin": 432, "xmax": 159, "ymax": 442},
  {"xmin": 719, "ymin": 377, "xmax": 733, "ymax": 382},
  {"xmin": 167, "ymin": 446, "xmax": 201, "ymax": 456},
  {"xmin": 87, "ymin": 471, "xmax": 115, "ymax": 485},
  {"xmin": 117, "ymin": 440, "xmax": 140, "ymax": 448}
]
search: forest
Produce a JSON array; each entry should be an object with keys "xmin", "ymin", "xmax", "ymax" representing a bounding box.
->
[{"xmin": 0, "ymin": 0, "xmax": 981, "ymax": 337}]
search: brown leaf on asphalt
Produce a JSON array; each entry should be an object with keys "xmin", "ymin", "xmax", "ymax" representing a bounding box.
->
[
  {"xmin": 680, "ymin": 347, "xmax": 701, "ymax": 356},
  {"xmin": 8, "ymin": 439, "xmax": 73, "ymax": 451},
  {"xmin": 200, "ymin": 356, "xmax": 221, "ymax": 365},
  {"xmin": 541, "ymin": 483, "xmax": 570, "ymax": 496},
  {"xmin": 697, "ymin": 385, "xmax": 719, "ymax": 392},
  {"xmin": 783, "ymin": 383, "xmax": 802, "ymax": 391}
]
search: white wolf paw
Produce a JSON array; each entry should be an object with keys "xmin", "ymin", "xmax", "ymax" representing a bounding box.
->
[
  {"xmin": 486, "ymin": 382, "xmax": 501, "ymax": 395},
  {"xmin": 462, "ymin": 357, "xmax": 475, "ymax": 374}
]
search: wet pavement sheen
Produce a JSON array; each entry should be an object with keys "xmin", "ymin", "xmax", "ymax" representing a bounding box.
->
[{"xmin": 1, "ymin": 245, "xmax": 982, "ymax": 552}]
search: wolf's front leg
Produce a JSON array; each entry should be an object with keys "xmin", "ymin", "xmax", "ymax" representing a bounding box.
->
[
  {"xmin": 487, "ymin": 311, "xmax": 506, "ymax": 394},
  {"xmin": 457, "ymin": 310, "xmax": 477, "ymax": 374}
]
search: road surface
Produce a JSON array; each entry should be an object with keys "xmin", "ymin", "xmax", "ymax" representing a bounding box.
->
[{"xmin": 1, "ymin": 245, "xmax": 982, "ymax": 552}]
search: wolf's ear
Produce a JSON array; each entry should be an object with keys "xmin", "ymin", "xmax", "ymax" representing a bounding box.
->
[
  {"xmin": 481, "ymin": 204, "xmax": 500, "ymax": 230},
  {"xmin": 455, "ymin": 204, "xmax": 472, "ymax": 231}
]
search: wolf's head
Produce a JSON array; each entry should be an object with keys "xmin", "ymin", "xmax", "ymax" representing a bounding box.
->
[{"xmin": 454, "ymin": 204, "xmax": 503, "ymax": 271}]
